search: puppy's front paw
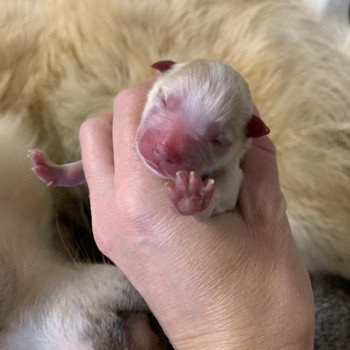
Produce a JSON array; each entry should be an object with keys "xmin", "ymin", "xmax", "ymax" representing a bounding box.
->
[{"xmin": 165, "ymin": 171, "xmax": 215, "ymax": 215}]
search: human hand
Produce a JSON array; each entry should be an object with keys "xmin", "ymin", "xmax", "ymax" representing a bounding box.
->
[{"xmin": 79, "ymin": 80, "xmax": 314, "ymax": 349}]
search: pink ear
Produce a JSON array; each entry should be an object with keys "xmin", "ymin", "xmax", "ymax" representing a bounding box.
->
[
  {"xmin": 246, "ymin": 115, "xmax": 270, "ymax": 138},
  {"xmin": 151, "ymin": 60, "xmax": 176, "ymax": 73}
]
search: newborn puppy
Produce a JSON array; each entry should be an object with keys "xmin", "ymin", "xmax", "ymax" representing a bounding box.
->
[
  {"xmin": 137, "ymin": 59, "xmax": 269, "ymax": 220},
  {"xmin": 29, "ymin": 59, "xmax": 269, "ymax": 220}
]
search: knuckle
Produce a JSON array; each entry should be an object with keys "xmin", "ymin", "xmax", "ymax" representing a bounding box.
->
[
  {"xmin": 79, "ymin": 114, "xmax": 112, "ymax": 141},
  {"xmin": 79, "ymin": 117, "xmax": 92, "ymax": 134},
  {"xmin": 113, "ymin": 87, "xmax": 139, "ymax": 111},
  {"xmin": 113, "ymin": 78, "xmax": 155, "ymax": 112}
]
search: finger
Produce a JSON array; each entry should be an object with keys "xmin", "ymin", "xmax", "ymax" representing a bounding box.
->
[
  {"xmin": 80, "ymin": 113, "xmax": 114, "ymax": 194},
  {"xmin": 238, "ymin": 136, "xmax": 285, "ymax": 220},
  {"xmin": 111, "ymin": 78, "xmax": 156, "ymax": 180}
]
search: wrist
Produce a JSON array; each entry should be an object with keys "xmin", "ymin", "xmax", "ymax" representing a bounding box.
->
[
  {"xmin": 170, "ymin": 307, "xmax": 314, "ymax": 350},
  {"xmin": 174, "ymin": 334, "xmax": 314, "ymax": 350}
]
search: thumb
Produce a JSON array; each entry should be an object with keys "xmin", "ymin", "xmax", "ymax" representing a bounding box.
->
[{"xmin": 238, "ymin": 136, "xmax": 286, "ymax": 222}]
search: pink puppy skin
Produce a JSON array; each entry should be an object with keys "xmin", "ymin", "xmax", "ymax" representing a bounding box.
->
[{"xmin": 28, "ymin": 59, "xmax": 269, "ymax": 221}]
